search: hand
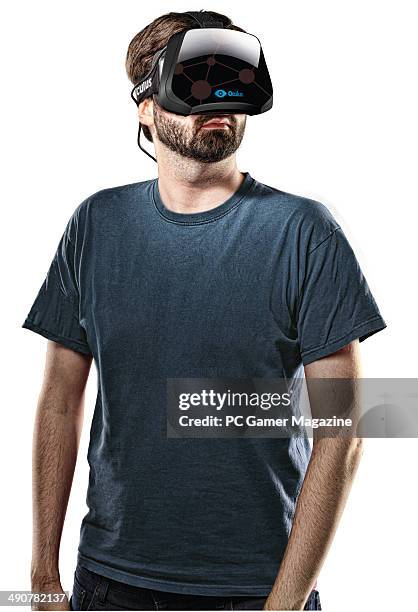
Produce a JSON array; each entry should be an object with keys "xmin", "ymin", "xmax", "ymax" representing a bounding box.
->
[
  {"xmin": 31, "ymin": 580, "xmax": 70, "ymax": 611},
  {"xmin": 263, "ymin": 594, "xmax": 305, "ymax": 610}
]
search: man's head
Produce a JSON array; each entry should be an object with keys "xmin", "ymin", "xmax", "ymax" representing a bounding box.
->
[{"xmin": 126, "ymin": 11, "xmax": 247, "ymax": 163}]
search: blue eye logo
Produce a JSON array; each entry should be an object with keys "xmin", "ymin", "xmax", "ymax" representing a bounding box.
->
[{"xmin": 214, "ymin": 88, "xmax": 244, "ymax": 98}]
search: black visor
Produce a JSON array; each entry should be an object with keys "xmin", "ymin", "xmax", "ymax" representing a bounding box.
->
[{"xmin": 131, "ymin": 27, "xmax": 273, "ymax": 116}]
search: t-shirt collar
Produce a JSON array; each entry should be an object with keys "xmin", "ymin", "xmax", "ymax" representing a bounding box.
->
[{"xmin": 151, "ymin": 171, "xmax": 255, "ymax": 225}]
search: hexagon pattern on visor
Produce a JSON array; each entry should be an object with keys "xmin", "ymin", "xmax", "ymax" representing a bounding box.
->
[{"xmin": 171, "ymin": 28, "xmax": 272, "ymax": 109}]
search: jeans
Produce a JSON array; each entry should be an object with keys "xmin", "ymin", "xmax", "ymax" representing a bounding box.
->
[{"xmin": 70, "ymin": 565, "xmax": 322, "ymax": 610}]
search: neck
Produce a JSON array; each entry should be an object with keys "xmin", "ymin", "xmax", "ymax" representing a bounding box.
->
[{"xmin": 154, "ymin": 144, "xmax": 245, "ymax": 214}]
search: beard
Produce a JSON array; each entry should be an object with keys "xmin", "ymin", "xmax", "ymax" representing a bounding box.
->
[{"xmin": 153, "ymin": 100, "xmax": 246, "ymax": 163}]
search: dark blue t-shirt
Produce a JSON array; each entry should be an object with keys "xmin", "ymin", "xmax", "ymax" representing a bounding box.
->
[{"xmin": 22, "ymin": 172, "xmax": 386, "ymax": 596}]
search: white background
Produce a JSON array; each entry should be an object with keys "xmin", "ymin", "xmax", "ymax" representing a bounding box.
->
[{"xmin": 1, "ymin": 1, "xmax": 417, "ymax": 610}]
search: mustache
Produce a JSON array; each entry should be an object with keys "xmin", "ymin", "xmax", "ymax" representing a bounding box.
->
[{"xmin": 194, "ymin": 114, "xmax": 237, "ymax": 131}]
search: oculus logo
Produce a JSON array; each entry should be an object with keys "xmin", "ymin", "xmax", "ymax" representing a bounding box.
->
[
  {"xmin": 138, "ymin": 78, "xmax": 152, "ymax": 94},
  {"xmin": 215, "ymin": 89, "xmax": 244, "ymax": 98}
]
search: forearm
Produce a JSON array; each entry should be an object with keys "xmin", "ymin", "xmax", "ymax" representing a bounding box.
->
[
  {"xmin": 264, "ymin": 437, "xmax": 363, "ymax": 610},
  {"xmin": 31, "ymin": 394, "xmax": 82, "ymax": 589}
]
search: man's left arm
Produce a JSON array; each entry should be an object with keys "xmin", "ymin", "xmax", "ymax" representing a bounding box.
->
[{"xmin": 264, "ymin": 340, "xmax": 363, "ymax": 610}]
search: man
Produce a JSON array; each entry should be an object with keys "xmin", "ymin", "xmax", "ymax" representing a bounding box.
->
[{"xmin": 23, "ymin": 10, "xmax": 386, "ymax": 611}]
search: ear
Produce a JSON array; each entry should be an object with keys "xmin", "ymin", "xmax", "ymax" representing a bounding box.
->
[{"xmin": 138, "ymin": 97, "xmax": 154, "ymax": 129}]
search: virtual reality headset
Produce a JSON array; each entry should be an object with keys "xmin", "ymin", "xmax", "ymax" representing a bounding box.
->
[{"xmin": 130, "ymin": 11, "xmax": 273, "ymax": 160}]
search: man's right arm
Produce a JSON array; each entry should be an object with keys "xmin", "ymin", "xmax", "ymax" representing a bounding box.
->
[{"xmin": 31, "ymin": 340, "xmax": 92, "ymax": 610}]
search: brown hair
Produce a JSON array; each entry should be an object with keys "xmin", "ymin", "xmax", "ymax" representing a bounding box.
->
[{"xmin": 125, "ymin": 11, "xmax": 245, "ymax": 142}]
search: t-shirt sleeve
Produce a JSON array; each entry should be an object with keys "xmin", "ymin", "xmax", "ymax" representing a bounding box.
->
[
  {"xmin": 297, "ymin": 226, "xmax": 386, "ymax": 365},
  {"xmin": 21, "ymin": 210, "xmax": 92, "ymax": 356}
]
